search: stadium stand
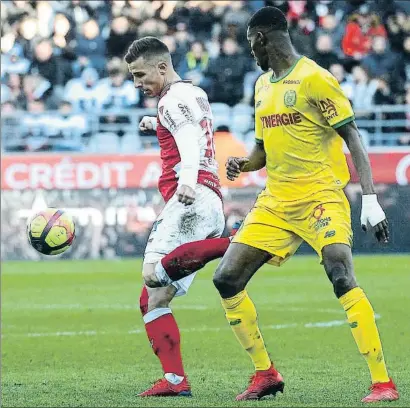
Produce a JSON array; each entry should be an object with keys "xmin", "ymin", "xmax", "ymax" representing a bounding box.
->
[{"xmin": 1, "ymin": 0, "xmax": 409, "ymax": 151}]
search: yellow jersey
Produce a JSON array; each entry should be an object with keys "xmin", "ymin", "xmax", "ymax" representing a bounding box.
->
[{"xmin": 254, "ymin": 56, "xmax": 355, "ymax": 201}]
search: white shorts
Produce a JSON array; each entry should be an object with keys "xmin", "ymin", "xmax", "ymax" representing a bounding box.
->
[{"xmin": 144, "ymin": 184, "xmax": 225, "ymax": 296}]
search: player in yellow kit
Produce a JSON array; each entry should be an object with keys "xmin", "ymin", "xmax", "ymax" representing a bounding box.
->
[{"xmin": 213, "ymin": 7, "xmax": 399, "ymax": 403}]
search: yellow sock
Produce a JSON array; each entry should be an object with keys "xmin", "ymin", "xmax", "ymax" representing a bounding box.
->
[
  {"xmin": 221, "ymin": 290, "xmax": 271, "ymax": 371},
  {"xmin": 340, "ymin": 287, "xmax": 389, "ymax": 384}
]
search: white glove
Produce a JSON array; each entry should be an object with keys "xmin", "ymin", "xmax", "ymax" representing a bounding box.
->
[
  {"xmin": 139, "ymin": 116, "xmax": 157, "ymax": 132},
  {"xmin": 360, "ymin": 194, "xmax": 386, "ymax": 231}
]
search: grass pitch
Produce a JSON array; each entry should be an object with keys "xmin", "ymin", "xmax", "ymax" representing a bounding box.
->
[{"xmin": 2, "ymin": 255, "xmax": 409, "ymax": 407}]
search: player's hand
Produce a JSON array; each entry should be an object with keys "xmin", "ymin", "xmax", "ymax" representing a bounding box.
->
[
  {"xmin": 139, "ymin": 116, "xmax": 155, "ymax": 132},
  {"xmin": 360, "ymin": 194, "xmax": 389, "ymax": 243},
  {"xmin": 177, "ymin": 184, "xmax": 196, "ymax": 206},
  {"xmin": 226, "ymin": 157, "xmax": 249, "ymax": 181}
]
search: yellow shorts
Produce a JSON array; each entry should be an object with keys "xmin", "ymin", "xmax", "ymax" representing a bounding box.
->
[{"xmin": 233, "ymin": 188, "xmax": 353, "ymax": 266}]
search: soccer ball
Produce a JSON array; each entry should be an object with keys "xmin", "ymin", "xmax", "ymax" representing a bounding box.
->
[{"xmin": 27, "ymin": 208, "xmax": 75, "ymax": 255}]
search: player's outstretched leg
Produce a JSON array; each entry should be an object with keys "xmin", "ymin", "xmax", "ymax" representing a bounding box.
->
[
  {"xmin": 150, "ymin": 237, "xmax": 231, "ymax": 286},
  {"xmin": 322, "ymin": 244, "xmax": 399, "ymax": 403},
  {"xmin": 213, "ymin": 243, "xmax": 285, "ymax": 401},
  {"xmin": 138, "ymin": 285, "xmax": 191, "ymax": 397},
  {"xmin": 144, "ymin": 222, "xmax": 242, "ymax": 288}
]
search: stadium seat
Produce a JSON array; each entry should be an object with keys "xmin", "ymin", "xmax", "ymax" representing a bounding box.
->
[
  {"xmin": 230, "ymin": 104, "xmax": 253, "ymax": 135},
  {"xmin": 88, "ymin": 132, "xmax": 121, "ymax": 153},
  {"xmin": 210, "ymin": 103, "xmax": 231, "ymax": 129},
  {"xmin": 121, "ymin": 133, "xmax": 143, "ymax": 153}
]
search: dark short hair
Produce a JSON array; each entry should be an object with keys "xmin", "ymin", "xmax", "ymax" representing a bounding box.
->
[
  {"xmin": 124, "ymin": 36, "xmax": 169, "ymax": 64},
  {"xmin": 248, "ymin": 6, "xmax": 288, "ymax": 32}
]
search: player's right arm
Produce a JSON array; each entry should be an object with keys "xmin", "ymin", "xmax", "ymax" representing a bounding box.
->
[
  {"xmin": 226, "ymin": 77, "xmax": 266, "ymax": 181},
  {"xmin": 226, "ymin": 143, "xmax": 266, "ymax": 181}
]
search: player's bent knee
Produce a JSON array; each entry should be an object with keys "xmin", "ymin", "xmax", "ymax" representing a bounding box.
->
[
  {"xmin": 322, "ymin": 245, "xmax": 356, "ymax": 298},
  {"xmin": 331, "ymin": 266, "xmax": 356, "ymax": 297},
  {"xmin": 146, "ymin": 286, "xmax": 176, "ymax": 311},
  {"xmin": 213, "ymin": 262, "xmax": 243, "ymax": 298}
]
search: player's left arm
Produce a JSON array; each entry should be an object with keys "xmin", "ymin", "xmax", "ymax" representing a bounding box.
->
[
  {"xmin": 336, "ymin": 121, "xmax": 389, "ymax": 243},
  {"xmin": 311, "ymin": 70, "xmax": 389, "ymax": 243}
]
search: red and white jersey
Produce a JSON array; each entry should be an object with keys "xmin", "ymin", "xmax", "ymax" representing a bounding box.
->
[{"xmin": 156, "ymin": 80, "xmax": 221, "ymax": 203}]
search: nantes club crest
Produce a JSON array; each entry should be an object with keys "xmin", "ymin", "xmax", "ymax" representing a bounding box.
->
[{"xmin": 284, "ymin": 90, "xmax": 296, "ymax": 107}]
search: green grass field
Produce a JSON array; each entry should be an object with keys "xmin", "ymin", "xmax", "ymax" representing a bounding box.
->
[{"xmin": 2, "ymin": 255, "xmax": 409, "ymax": 407}]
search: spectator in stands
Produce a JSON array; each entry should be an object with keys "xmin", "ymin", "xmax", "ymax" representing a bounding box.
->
[
  {"xmin": 73, "ymin": 19, "xmax": 106, "ymax": 77},
  {"xmin": 137, "ymin": 18, "xmax": 167, "ymax": 38},
  {"xmin": 22, "ymin": 73, "xmax": 57, "ymax": 110},
  {"xmin": 161, "ymin": 34, "xmax": 186, "ymax": 70},
  {"xmin": 1, "ymin": 39, "xmax": 30, "ymax": 77},
  {"xmin": 205, "ymin": 37, "xmax": 252, "ymax": 106},
  {"xmin": 362, "ymin": 36, "xmax": 399, "ymax": 80},
  {"xmin": 107, "ymin": 16, "xmax": 135, "ymax": 59},
  {"xmin": 63, "ymin": 0, "xmax": 94, "ymax": 28},
  {"xmin": 178, "ymin": 41, "xmax": 209, "ymax": 86},
  {"xmin": 4, "ymin": 73, "xmax": 25, "ymax": 108},
  {"xmin": 289, "ymin": 13, "xmax": 316, "ymax": 58},
  {"xmin": 15, "ymin": 16, "xmax": 38, "ymax": 60},
  {"xmin": 97, "ymin": 58, "xmax": 139, "ymax": 110},
  {"xmin": 385, "ymin": 10, "xmax": 409, "ymax": 53},
  {"xmin": 329, "ymin": 63, "xmax": 354, "ymax": 102},
  {"xmin": 186, "ymin": 1, "xmax": 216, "ymax": 41},
  {"xmin": 222, "ymin": 1, "xmax": 252, "ymax": 46},
  {"xmin": 30, "ymin": 39, "xmax": 71, "ymax": 87},
  {"xmin": 342, "ymin": 9, "xmax": 387, "ymax": 61},
  {"xmin": 314, "ymin": 34, "xmax": 341, "ymax": 70},
  {"xmin": 399, "ymin": 35, "xmax": 410, "ymax": 85},
  {"xmin": 316, "ymin": 13, "xmax": 345, "ymax": 59},
  {"xmin": 64, "ymin": 67, "xmax": 103, "ymax": 112},
  {"xmin": 374, "ymin": 76, "xmax": 396, "ymax": 105},
  {"xmin": 174, "ymin": 24, "xmax": 192, "ymax": 59},
  {"xmin": 350, "ymin": 65, "xmax": 378, "ymax": 116},
  {"xmin": 51, "ymin": 13, "xmax": 76, "ymax": 63}
]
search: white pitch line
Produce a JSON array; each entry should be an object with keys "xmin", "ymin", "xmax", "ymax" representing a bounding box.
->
[
  {"xmin": 0, "ymin": 303, "xmax": 210, "ymax": 311},
  {"xmin": 1, "ymin": 303, "xmax": 346, "ymax": 313},
  {"xmin": 1, "ymin": 315, "xmax": 380, "ymax": 339}
]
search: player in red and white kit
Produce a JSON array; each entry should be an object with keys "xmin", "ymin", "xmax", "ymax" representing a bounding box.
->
[{"xmin": 125, "ymin": 37, "xmax": 232, "ymax": 397}]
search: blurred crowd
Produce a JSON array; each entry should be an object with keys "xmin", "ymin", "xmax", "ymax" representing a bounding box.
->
[{"xmin": 1, "ymin": 0, "xmax": 409, "ymax": 152}]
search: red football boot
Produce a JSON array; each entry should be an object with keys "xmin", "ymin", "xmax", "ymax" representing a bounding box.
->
[
  {"xmin": 236, "ymin": 364, "xmax": 284, "ymax": 401},
  {"xmin": 361, "ymin": 378, "xmax": 399, "ymax": 403},
  {"xmin": 138, "ymin": 377, "xmax": 191, "ymax": 397}
]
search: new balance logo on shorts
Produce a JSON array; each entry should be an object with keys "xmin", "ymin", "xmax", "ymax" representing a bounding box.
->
[{"xmin": 324, "ymin": 230, "xmax": 336, "ymax": 238}]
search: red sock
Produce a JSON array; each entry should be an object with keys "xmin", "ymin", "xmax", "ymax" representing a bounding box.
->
[
  {"xmin": 139, "ymin": 286, "xmax": 185, "ymax": 377},
  {"xmin": 161, "ymin": 237, "xmax": 230, "ymax": 281}
]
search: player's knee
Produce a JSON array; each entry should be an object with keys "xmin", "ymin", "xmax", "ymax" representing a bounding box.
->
[
  {"xmin": 322, "ymin": 245, "xmax": 356, "ymax": 298},
  {"xmin": 213, "ymin": 262, "xmax": 243, "ymax": 298},
  {"xmin": 146, "ymin": 287, "xmax": 172, "ymax": 311},
  {"xmin": 330, "ymin": 263, "xmax": 356, "ymax": 298}
]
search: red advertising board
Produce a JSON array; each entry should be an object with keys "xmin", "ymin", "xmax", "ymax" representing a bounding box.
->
[{"xmin": 1, "ymin": 152, "xmax": 410, "ymax": 190}]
